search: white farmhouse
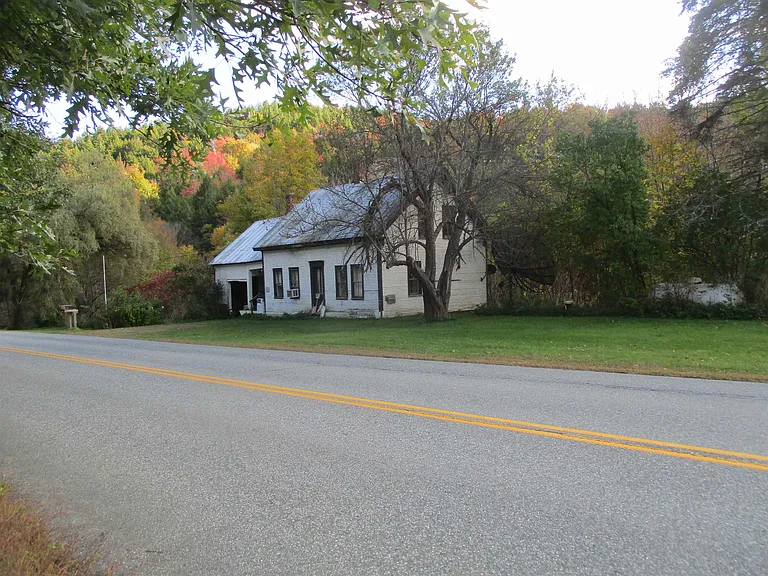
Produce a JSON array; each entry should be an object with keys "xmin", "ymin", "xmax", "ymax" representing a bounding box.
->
[{"xmin": 211, "ymin": 180, "xmax": 487, "ymax": 318}]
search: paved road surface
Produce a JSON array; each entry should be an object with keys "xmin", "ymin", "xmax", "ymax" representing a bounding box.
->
[{"xmin": 1, "ymin": 331, "xmax": 767, "ymax": 575}]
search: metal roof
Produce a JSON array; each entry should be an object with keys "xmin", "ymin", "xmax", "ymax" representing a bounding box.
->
[
  {"xmin": 209, "ymin": 216, "xmax": 283, "ymax": 266},
  {"xmin": 255, "ymin": 178, "xmax": 403, "ymax": 250}
]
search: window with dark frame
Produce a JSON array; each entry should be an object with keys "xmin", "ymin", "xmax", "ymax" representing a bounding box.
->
[
  {"xmin": 273, "ymin": 268, "xmax": 284, "ymax": 299},
  {"xmin": 408, "ymin": 261, "xmax": 423, "ymax": 296},
  {"xmin": 442, "ymin": 204, "xmax": 457, "ymax": 239},
  {"xmin": 350, "ymin": 264, "xmax": 364, "ymax": 299},
  {"xmin": 288, "ymin": 267, "xmax": 300, "ymax": 297},
  {"xmin": 417, "ymin": 211, "xmax": 427, "ymax": 239},
  {"xmin": 335, "ymin": 265, "xmax": 348, "ymax": 300}
]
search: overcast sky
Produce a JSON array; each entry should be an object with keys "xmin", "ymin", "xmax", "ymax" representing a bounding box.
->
[
  {"xmin": 45, "ymin": 0, "xmax": 691, "ymax": 135},
  {"xmin": 207, "ymin": 0, "xmax": 691, "ymax": 110},
  {"xmin": 461, "ymin": 0, "xmax": 691, "ymax": 105}
]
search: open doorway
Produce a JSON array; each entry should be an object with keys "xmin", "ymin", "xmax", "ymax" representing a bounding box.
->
[
  {"xmin": 251, "ymin": 270, "xmax": 265, "ymax": 313},
  {"xmin": 229, "ymin": 281, "xmax": 247, "ymax": 315},
  {"xmin": 309, "ymin": 261, "xmax": 325, "ymax": 312}
]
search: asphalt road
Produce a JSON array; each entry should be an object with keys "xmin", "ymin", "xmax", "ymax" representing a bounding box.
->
[{"xmin": 1, "ymin": 331, "xmax": 767, "ymax": 575}]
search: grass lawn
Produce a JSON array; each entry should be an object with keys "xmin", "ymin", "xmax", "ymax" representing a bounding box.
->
[{"xmin": 60, "ymin": 313, "xmax": 768, "ymax": 382}]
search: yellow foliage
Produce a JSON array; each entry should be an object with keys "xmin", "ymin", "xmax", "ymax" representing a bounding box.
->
[
  {"xmin": 178, "ymin": 244, "xmax": 199, "ymax": 265},
  {"xmin": 634, "ymin": 106, "xmax": 703, "ymax": 217},
  {"xmin": 213, "ymin": 135, "xmax": 261, "ymax": 172},
  {"xmin": 124, "ymin": 163, "xmax": 159, "ymax": 200},
  {"xmin": 239, "ymin": 128, "xmax": 325, "ymax": 216},
  {"xmin": 216, "ymin": 128, "xmax": 326, "ymax": 237},
  {"xmin": 211, "ymin": 223, "xmax": 239, "ymax": 252}
]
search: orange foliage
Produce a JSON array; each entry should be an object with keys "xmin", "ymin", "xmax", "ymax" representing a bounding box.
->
[
  {"xmin": 180, "ymin": 179, "xmax": 202, "ymax": 197},
  {"xmin": 202, "ymin": 150, "xmax": 238, "ymax": 183}
]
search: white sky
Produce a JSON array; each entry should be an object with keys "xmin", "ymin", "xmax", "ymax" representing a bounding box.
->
[
  {"xmin": 45, "ymin": 0, "xmax": 691, "ymax": 136},
  {"xmin": 461, "ymin": 0, "xmax": 690, "ymax": 105}
]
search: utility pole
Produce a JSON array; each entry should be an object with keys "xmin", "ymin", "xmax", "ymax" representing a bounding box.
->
[{"xmin": 102, "ymin": 254, "xmax": 108, "ymax": 309}]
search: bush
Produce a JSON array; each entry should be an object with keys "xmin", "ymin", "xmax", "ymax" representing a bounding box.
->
[
  {"xmin": 107, "ymin": 289, "xmax": 162, "ymax": 328},
  {"xmin": 166, "ymin": 259, "xmax": 226, "ymax": 321},
  {"xmin": 474, "ymin": 298, "xmax": 768, "ymax": 320},
  {"xmin": 133, "ymin": 257, "xmax": 227, "ymax": 323},
  {"xmin": 641, "ymin": 298, "xmax": 768, "ymax": 320}
]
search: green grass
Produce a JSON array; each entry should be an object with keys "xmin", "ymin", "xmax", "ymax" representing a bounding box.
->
[{"xmin": 58, "ymin": 313, "xmax": 768, "ymax": 382}]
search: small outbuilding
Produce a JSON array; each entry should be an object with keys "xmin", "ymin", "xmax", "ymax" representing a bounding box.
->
[{"xmin": 209, "ymin": 217, "xmax": 282, "ymax": 315}]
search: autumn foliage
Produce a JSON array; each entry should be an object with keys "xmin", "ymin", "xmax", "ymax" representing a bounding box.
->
[{"xmin": 132, "ymin": 259, "xmax": 225, "ymax": 322}]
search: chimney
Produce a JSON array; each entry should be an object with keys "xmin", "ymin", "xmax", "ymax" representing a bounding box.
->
[{"xmin": 285, "ymin": 193, "xmax": 296, "ymax": 213}]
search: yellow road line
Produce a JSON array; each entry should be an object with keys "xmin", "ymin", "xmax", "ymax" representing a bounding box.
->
[{"xmin": 2, "ymin": 345, "xmax": 767, "ymax": 471}]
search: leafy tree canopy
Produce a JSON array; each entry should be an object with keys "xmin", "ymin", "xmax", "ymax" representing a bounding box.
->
[
  {"xmin": 668, "ymin": 0, "xmax": 768, "ymax": 135},
  {"xmin": 0, "ymin": 126, "xmax": 68, "ymax": 273},
  {"xmin": 215, "ymin": 127, "xmax": 325, "ymax": 247},
  {"xmin": 1, "ymin": 0, "xmax": 481, "ymax": 151},
  {"xmin": 75, "ymin": 128, "xmax": 163, "ymax": 178},
  {"xmin": 549, "ymin": 114, "xmax": 655, "ymax": 305}
]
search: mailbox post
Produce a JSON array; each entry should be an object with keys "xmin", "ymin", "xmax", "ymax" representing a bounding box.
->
[{"xmin": 59, "ymin": 305, "xmax": 79, "ymax": 329}]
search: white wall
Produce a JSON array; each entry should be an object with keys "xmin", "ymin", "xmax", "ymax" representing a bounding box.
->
[
  {"xmin": 380, "ymin": 240, "xmax": 487, "ymax": 317},
  {"xmin": 213, "ymin": 262, "xmax": 264, "ymax": 312},
  {"xmin": 379, "ymin": 205, "xmax": 487, "ymax": 318},
  {"xmin": 223, "ymin": 195, "xmax": 488, "ymax": 320},
  {"xmin": 263, "ymin": 245, "xmax": 381, "ymax": 318},
  {"xmin": 260, "ymin": 215, "xmax": 487, "ymax": 319}
]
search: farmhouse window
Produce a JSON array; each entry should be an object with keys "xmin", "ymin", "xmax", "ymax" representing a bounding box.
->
[
  {"xmin": 289, "ymin": 267, "xmax": 300, "ymax": 297},
  {"xmin": 350, "ymin": 264, "xmax": 364, "ymax": 300},
  {"xmin": 417, "ymin": 211, "xmax": 428, "ymax": 239},
  {"xmin": 442, "ymin": 204, "xmax": 457, "ymax": 239},
  {"xmin": 273, "ymin": 268, "xmax": 284, "ymax": 299},
  {"xmin": 335, "ymin": 265, "xmax": 348, "ymax": 300},
  {"xmin": 408, "ymin": 261, "xmax": 423, "ymax": 296}
]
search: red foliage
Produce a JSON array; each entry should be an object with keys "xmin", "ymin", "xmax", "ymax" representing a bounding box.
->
[
  {"xmin": 180, "ymin": 179, "xmax": 201, "ymax": 197},
  {"xmin": 202, "ymin": 150, "xmax": 238, "ymax": 183},
  {"xmin": 133, "ymin": 270, "xmax": 179, "ymax": 308}
]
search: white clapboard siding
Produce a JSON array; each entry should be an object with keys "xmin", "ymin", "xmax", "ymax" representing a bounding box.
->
[
  {"xmin": 263, "ymin": 244, "xmax": 380, "ymax": 318},
  {"xmin": 379, "ymin": 207, "xmax": 487, "ymax": 318},
  {"xmin": 380, "ymin": 241, "xmax": 486, "ymax": 317},
  {"xmin": 212, "ymin": 184, "xmax": 488, "ymax": 319},
  {"xmin": 214, "ymin": 262, "xmax": 264, "ymax": 311}
]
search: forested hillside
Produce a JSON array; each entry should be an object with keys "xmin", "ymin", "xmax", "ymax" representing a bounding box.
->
[{"xmin": 1, "ymin": 0, "xmax": 765, "ymax": 327}]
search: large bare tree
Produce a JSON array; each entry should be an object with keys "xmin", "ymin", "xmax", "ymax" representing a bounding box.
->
[{"xmin": 316, "ymin": 34, "xmax": 543, "ymax": 321}]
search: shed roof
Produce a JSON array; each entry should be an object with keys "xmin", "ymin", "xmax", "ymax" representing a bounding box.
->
[
  {"xmin": 255, "ymin": 178, "xmax": 403, "ymax": 250},
  {"xmin": 209, "ymin": 216, "xmax": 283, "ymax": 266}
]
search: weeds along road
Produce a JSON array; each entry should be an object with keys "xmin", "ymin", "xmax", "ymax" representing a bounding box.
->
[{"xmin": 1, "ymin": 331, "xmax": 767, "ymax": 575}]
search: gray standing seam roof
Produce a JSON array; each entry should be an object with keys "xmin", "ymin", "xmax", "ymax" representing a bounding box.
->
[
  {"xmin": 209, "ymin": 216, "xmax": 283, "ymax": 266},
  {"xmin": 254, "ymin": 178, "xmax": 403, "ymax": 250}
]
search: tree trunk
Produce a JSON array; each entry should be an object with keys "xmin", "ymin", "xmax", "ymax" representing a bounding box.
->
[
  {"xmin": 422, "ymin": 289, "xmax": 449, "ymax": 322},
  {"xmin": 9, "ymin": 300, "xmax": 25, "ymax": 329},
  {"xmin": 8, "ymin": 265, "xmax": 31, "ymax": 330}
]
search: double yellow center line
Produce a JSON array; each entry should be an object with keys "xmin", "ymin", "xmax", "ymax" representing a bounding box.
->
[{"xmin": 2, "ymin": 345, "xmax": 767, "ymax": 471}]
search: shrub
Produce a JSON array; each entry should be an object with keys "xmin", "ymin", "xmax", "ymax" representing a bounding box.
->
[
  {"xmin": 641, "ymin": 298, "xmax": 768, "ymax": 320},
  {"xmin": 474, "ymin": 298, "xmax": 768, "ymax": 320},
  {"xmin": 133, "ymin": 258, "xmax": 227, "ymax": 323},
  {"xmin": 165, "ymin": 259, "xmax": 226, "ymax": 321},
  {"xmin": 107, "ymin": 289, "xmax": 162, "ymax": 328}
]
